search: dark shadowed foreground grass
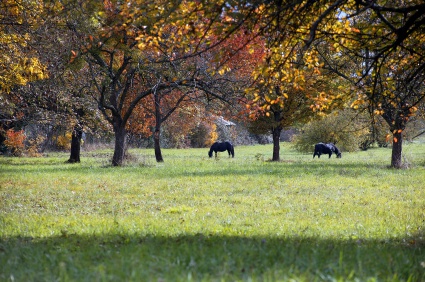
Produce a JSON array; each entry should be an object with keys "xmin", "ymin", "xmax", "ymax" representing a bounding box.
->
[{"xmin": 1, "ymin": 143, "xmax": 424, "ymax": 281}]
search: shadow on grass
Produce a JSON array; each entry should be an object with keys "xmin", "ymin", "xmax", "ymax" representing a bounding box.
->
[{"xmin": 1, "ymin": 232, "xmax": 423, "ymax": 281}]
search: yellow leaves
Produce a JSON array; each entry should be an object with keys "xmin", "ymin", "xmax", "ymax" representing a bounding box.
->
[
  {"xmin": 252, "ymin": 95, "xmax": 260, "ymax": 103},
  {"xmin": 136, "ymin": 35, "xmax": 161, "ymax": 50},
  {"xmin": 218, "ymin": 66, "xmax": 232, "ymax": 75},
  {"xmin": 0, "ymin": 0, "xmax": 49, "ymax": 91},
  {"xmin": 350, "ymin": 97, "xmax": 365, "ymax": 110},
  {"xmin": 137, "ymin": 42, "xmax": 147, "ymax": 49},
  {"xmin": 0, "ymin": 53, "xmax": 48, "ymax": 92},
  {"xmin": 344, "ymin": 20, "xmax": 351, "ymax": 31}
]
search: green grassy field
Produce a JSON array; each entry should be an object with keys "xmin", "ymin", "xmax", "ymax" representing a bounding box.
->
[{"xmin": 1, "ymin": 143, "xmax": 424, "ymax": 281}]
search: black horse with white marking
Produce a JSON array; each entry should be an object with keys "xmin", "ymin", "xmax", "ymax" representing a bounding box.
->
[
  {"xmin": 313, "ymin": 143, "xmax": 341, "ymax": 158},
  {"xmin": 208, "ymin": 141, "xmax": 234, "ymax": 158}
]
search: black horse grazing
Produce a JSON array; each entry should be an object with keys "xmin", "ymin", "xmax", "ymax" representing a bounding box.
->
[
  {"xmin": 208, "ymin": 141, "xmax": 234, "ymax": 158},
  {"xmin": 313, "ymin": 143, "xmax": 342, "ymax": 158}
]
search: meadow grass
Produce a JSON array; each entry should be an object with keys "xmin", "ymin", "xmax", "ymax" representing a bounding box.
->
[{"xmin": 0, "ymin": 142, "xmax": 424, "ymax": 281}]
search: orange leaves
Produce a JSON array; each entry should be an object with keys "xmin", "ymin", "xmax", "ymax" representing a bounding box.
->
[
  {"xmin": 409, "ymin": 106, "xmax": 418, "ymax": 113},
  {"xmin": 70, "ymin": 50, "xmax": 78, "ymax": 63},
  {"xmin": 385, "ymin": 134, "xmax": 399, "ymax": 144},
  {"xmin": 103, "ymin": 0, "xmax": 114, "ymax": 11},
  {"xmin": 393, "ymin": 129, "xmax": 403, "ymax": 134},
  {"xmin": 4, "ymin": 129, "xmax": 26, "ymax": 156},
  {"xmin": 385, "ymin": 129, "xmax": 403, "ymax": 144},
  {"xmin": 309, "ymin": 92, "xmax": 331, "ymax": 112}
]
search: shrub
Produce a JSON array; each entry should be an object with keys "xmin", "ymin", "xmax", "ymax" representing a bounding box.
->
[
  {"xmin": 55, "ymin": 132, "xmax": 72, "ymax": 150},
  {"xmin": 4, "ymin": 129, "xmax": 26, "ymax": 156},
  {"xmin": 189, "ymin": 123, "xmax": 210, "ymax": 148},
  {"xmin": 205, "ymin": 123, "xmax": 218, "ymax": 147},
  {"xmin": 26, "ymin": 135, "xmax": 46, "ymax": 157},
  {"xmin": 292, "ymin": 109, "xmax": 370, "ymax": 153}
]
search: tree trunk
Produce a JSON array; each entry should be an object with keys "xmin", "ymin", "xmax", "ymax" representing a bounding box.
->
[
  {"xmin": 153, "ymin": 92, "xmax": 164, "ymax": 162},
  {"xmin": 67, "ymin": 125, "xmax": 83, "ymax": 163},
  {"xmin": 391, "ymin": 131, "xmax": 403, "ymax": 168},
  {"xmin": 271, "ymin": 126, "xmax": 282, "ymax": 161},
  {"xmin": 112, "ymin": 121, "xmax": 127, "ymax": 166},
  {"xmin": 154, "ymin": 129, "xmax": 163, "ymax": 162}
]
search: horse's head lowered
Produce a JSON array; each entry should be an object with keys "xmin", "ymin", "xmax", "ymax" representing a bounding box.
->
[{"xmin": 332, "ymin": 145, "xmax": 342, "ymax": 158}]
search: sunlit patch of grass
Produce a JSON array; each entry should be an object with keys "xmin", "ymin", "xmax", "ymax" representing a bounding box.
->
[{"xmin": 1, "ymin": 143, "xmax": 424, "ymax": 281}]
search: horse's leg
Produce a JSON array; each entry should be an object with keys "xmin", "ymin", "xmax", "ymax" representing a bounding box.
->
[{"xmin": 329, "ymin": 153, "xmax": 332, "ymax": 158}]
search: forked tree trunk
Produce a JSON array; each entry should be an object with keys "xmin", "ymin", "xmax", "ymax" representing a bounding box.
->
[
  {"xmin": 391, "ymin": 131, "xmax": 403, "ymax": 168},
  {"xmin": 67, "ymin": 125, "xmax": 83, "ymax": 163},
  {"xmin": 271, "ymin": 126, "xmax": 282, "ymax": 161},
  {"xmin": 112, "ymin": 121, "xmax": 127, "ymax": 166}
]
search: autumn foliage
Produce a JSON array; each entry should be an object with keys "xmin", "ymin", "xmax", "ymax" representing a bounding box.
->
[
  {"xmin": 1, "ymin": 0, "xmax": 423, "ymax": 168},
  {"xmin": 0, "ymin": 0, "xmax": 48, "ymax": 92},
  {"xmin": 4, "ymin": 129, "xmax": 25, "ymax": 156}
]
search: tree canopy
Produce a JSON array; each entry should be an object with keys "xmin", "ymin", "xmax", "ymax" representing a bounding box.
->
[{"xmin": 1, "ymin": 0, "xmax": 424, "ymax": 168}]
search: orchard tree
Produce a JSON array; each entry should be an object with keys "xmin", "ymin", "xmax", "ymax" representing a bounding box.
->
[
  {"xmin": 7, "ymin": 2, "xmax": 101, "ymax": 162},
  {"xmin": 244, "ymin": 25, "xmax": 349, "ymax": 161},
  {"xmin": 65, "ymin": 0, "xmax": 249, "ymax": 165},
  {"xmin": 316, "ymin": 1, "xmax": 425, "ymax": 168},
  {"xmin": 225, "ymin": 0, "xmax": 425, "ymax": 168},
  {"xmin": 247, "ymin": 65, "xmax": 348, "ymax": 161}
]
